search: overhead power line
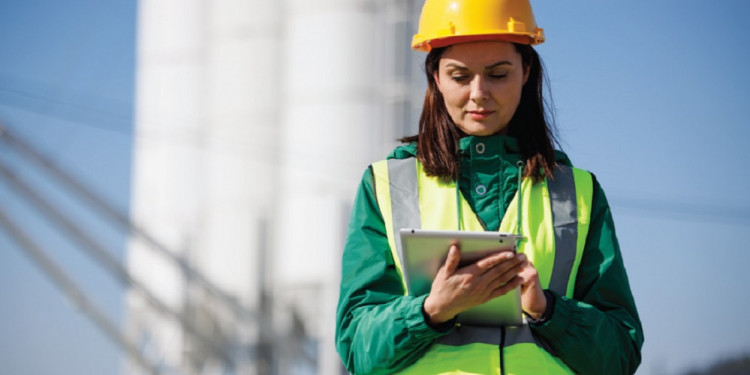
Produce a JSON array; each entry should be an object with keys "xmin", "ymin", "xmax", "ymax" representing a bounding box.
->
[
  {"xmin": 610, "ymin": 195, "xmax": 750, "ymax": 225},
  {"xmin": 0, "ymin": 83, "xmax": 131, "ymax": 120},
  {"xmin": 0, "ymin": 73, "xmax": 133, "ymax": 135}
]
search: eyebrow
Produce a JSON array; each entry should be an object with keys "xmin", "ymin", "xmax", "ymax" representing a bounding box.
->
[
  {"xmin": 444, "ymin": 60, "xmax": 513, "ymax": 70},
  {"xmin": 486, "ymin": 61, "xmax": 513, "ymax": 69}
]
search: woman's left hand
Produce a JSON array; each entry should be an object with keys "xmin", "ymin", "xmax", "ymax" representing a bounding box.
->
[{"xmin": 518, "ymin": 259, "xmax": 547, "ymax": 320}]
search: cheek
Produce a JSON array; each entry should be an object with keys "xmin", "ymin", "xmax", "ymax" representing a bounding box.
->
[
  {"xmin": 497, "ymin": 82, "xmax": 524, "ymax": 109},
  {"xmin": 441, "ymin": 96, "xmax": 460, "ymax": 123},
  {"xmin": 442, "ymin": 93, "xmax": 466, "ymax": 120},
  {"xmin": 441, "ymin": 86, "xmax": 468, "ymax": 109},
  {"xmin": 506, "ymin": 89, "xmax": 523, "ymax": 109}
]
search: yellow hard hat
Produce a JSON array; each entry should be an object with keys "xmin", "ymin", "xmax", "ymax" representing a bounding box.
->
[{"xmin": 411, "ymin": 0, "xmax": 545, "ymax": 52}]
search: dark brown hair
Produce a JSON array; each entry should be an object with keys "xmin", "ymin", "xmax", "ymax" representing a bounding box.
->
[{"xmin": 401, "ymin": 43, "xmax": 558, "ymax": 182}]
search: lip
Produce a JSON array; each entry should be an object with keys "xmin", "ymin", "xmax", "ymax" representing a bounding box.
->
[{"xmin": 466, "ymin": 110, "xmax": 495, "ymax": 120}]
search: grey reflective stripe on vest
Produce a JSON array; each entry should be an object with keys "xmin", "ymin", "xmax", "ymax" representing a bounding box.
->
[
  {"xmin": 385, "ymin": 159, "xmax": 578, "ymax": 349},
  {"xmin": 436, "ymin": 323, "xmax": 558, "ymax": 353},
  {"xmin": 438, "ymin": 325, "xmax": 502, "ymax": 345},
  {"xmin": 438, "ymin": 324, "xmax": 535, "ymax": 346},
  {"xmin": 546, "ymin": 165, "xmax": 578, "ymax": 297},
  {"xmin": 387, "ymin": 158, "xmax": 422, "ymax": 257}
]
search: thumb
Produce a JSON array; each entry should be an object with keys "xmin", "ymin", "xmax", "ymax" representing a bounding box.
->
[{"xmin": 443, "ymin": 244, "xmax": 461, "ymax": 274}]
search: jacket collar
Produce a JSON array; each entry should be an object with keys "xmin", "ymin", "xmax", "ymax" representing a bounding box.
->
[{"xmin": 458, "ymin": 134, "xmax": 520, "ymax": 158}]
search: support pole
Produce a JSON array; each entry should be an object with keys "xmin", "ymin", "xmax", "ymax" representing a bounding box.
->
[
  {"xmin": 0, "ymin": 123, "xmax": 255, "ymax": 323},
  {"xmin": 0, "ymin": 207, "xmax": 161, "ymax": 375},
  {"xmin": 0, "ymin": 158, "xmax": 235, "ymax": 370}
]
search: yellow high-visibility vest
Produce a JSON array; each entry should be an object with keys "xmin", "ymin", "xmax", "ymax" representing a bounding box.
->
[{"xmin": 371, "ymin": 157, "xmax": 594, "ymax": 375}]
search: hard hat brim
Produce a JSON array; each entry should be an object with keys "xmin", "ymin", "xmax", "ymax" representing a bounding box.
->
[{"xmin": 411, "ymin": 32, "xmax": 544, "ymax": 52}]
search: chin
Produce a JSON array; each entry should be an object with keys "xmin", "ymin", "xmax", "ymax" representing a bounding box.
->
[
  {"xmin": 459, "ymin": 120, "xmax": 506, "ymax": 136},
  {"xmin": 465, "ymin": 126, "xmax": 502, "ymax": 137}
]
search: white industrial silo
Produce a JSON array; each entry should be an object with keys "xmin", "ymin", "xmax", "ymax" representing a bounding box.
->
[{"xmin": 126, "ymin": 1, "xmax": 424, "ymax": 374}]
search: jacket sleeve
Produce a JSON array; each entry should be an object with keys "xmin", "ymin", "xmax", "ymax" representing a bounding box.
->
[
  {"xmin": 531, "ymin": 177, "xmax": 644, "ymax": 375},
  {"xmin": 335, "ymin": 167, "xmax": 450, "ymax": 375}
]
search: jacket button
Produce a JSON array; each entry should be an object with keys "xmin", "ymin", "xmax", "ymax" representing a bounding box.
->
[
  {"xmin": 475, "ymin": 184, "xmax": 487, "ymax": 195},
  {"xmin": 475, "ymin": 142, "xmax": 485, "ymax": 154}
]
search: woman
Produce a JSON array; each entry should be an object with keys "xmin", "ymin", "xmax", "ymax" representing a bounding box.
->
[{"xmin": 336, "ymin": 1, "xmax": 643, "ymax": 374}]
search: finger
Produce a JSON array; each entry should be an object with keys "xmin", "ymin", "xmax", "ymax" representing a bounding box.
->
[
  {"xmin": 487, "ymin": 276, "xmax": 523, "ymax": 300},
  {"xmin": 443, "ymin": 244, "xmax": 461, "ymax": 274},
  {"xmin": 479, "ymin": 255, "xmax": 529, "ymax": 290},
  {"xmin": 477, "ymin": 252, "xmax": 526, "ymax": 279},
  {"xmin": 517, "ymin": 261, "xmax": 540, "ymax": 287},
  {"xmin": 474, "ymin": 250, "xmax": 515, "ymax": 270}
]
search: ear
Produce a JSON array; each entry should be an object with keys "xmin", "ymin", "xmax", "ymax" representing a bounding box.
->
[{"xmin": 522, "ymin": 64, "xmax": 531, "ymax": 85}]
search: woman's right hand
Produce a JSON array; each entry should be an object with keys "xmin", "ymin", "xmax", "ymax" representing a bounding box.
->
[{"xmin": 422, "ymin": 244, "xmax": 527, "ymax": 325}]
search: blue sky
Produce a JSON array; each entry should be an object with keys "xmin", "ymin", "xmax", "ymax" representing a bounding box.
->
[
  {"xmin": 1, "ymin": 1, "xmax": 749, "ymax": 375},
  {"xmin": 0, "ymin": 1, "xmax": 135, "ymax": 374}
]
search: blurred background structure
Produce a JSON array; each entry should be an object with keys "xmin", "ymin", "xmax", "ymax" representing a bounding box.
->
[
  {"xmin": 125, "ymin": 1, "xmax": 424, "ymax": 374},
  {"xmin": 1, "ymin": 1, "xmax": 750, "ymax": 375}
]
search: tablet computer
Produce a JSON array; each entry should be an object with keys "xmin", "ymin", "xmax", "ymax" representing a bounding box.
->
[{"xmin": 399, "ymin": 228, "xmax": 524, "ymax": 326}]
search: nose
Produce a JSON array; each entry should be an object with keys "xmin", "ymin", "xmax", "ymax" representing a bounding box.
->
[{"xmin": 469, "ymin": 75, "xmax": 488, "ymax": 104}]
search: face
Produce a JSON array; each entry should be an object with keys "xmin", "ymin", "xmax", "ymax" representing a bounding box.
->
[{"xmin": 434, "ymin": 41, "xmax": 529, "ymax": 136}]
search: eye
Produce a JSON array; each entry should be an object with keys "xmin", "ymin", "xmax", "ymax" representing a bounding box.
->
[
  {"xmin": 489, "ymin": 73, "xmax": 508, "ymax": 80},
  {"xmin": 450, "ymin": 74, "xmax": 470, "ymax": 83}
]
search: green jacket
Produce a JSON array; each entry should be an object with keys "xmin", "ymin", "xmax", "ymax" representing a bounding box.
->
[{"xmin": 335, "ymin": 134, "xmax": 644, "ymax": 374}]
